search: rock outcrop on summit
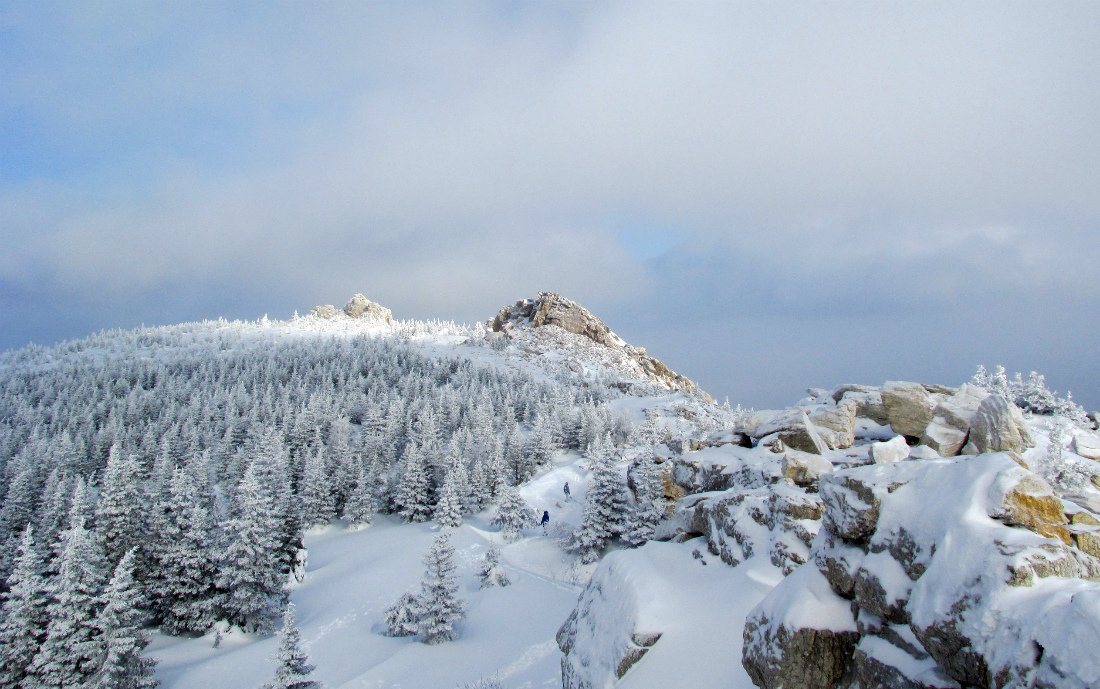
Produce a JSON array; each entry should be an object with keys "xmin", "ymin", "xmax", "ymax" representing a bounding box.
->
[
  {"xmin": 490, "ymin": 292, "xmax": 700, "ymax": 395},
  {"xmin": 309, "ymin": 293, "xmax": 393, "ymax": 323}
]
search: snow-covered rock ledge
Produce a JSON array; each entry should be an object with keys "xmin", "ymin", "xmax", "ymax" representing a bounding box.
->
[{"xmin": 742, "ymin": 453, "xmax": 1100, "ymax": 689}]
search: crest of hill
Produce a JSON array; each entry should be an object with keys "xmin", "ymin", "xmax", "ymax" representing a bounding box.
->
[{"xmin": 489, "ymin": 291, "xmax": 703, "ymax": 398}]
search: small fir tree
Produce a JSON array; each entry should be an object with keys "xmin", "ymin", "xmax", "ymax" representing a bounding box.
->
[
  {"xmin": 382, "ymin": 592, "xmax": 420, "ymax": 637},
  {"xmin": 477, "ymin": 544, "xmax": 510, "ymax": 589},
  {"xmin": 491, "ymin": 486, "xmax": 534, "ymax": 542},
  {"xmin": 622, "ymin": 457, "xmax": 665, "ymax": 547},
  {"xmin": 263, "ymin": 605, "xmax": 321, "ymax": 689},
  {"xmin": 340, "ymin": 463, "xmax": 374, "ymax": 527},
  {"xmin": 433, "ymin": 468, "xmax": 465, "ymax": 528},
  {"xmin": 417, "ymin": 532, "xmax": 465, "ymax": 644}
]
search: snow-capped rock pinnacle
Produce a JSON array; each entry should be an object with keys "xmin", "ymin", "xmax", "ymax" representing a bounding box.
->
[{"xmin": 489, "ymin": 291, "xmax": 702, "ymax": 397}]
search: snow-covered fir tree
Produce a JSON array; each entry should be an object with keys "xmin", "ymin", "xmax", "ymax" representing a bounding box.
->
[
  {"xmin": 382, "ymin": 592, "xmax": 420, "ymax": 638},
  {"xmin": 433, "ymin": 466, "xmax": 466, "ymax": 528},
  {"xmin": 301, "ymin": 448, "xmax": 336, "ymax": 527},
  {"xmin": 262, "ymin": 605, "xmax": 321, "ymax": 689},
  {"xmin": 492, "ymin": 486, "xmax": 534, "ymax": 542},
  {"xmin": 95, "ymin": 447, "xmax": 148, "ymax": 569},
  {"xmin": 622, "ymin": 456, "xmax": 666, "ymax": 547},
  {"xmin": 417, "ymin": 531, "xmax": 465, "ymax": 644},
  {"xmin": 572, "ymin": 435, "xmax": 629, "ymax": 563},
  {"xmin": 0, "ymin": 526, "xmax": 48, "ymax": 688},
  {"xmin": 93, "ymin": 549, "xmax": 159, "ymax": 689},
  {"xmin": 29, "ymin": 516, "xmax": 108, "ymax": 688},
  {"xmin": 477, "ymin": 544, "xmax": 510, "ymax": 589},
  {"xmin": 218, "ymin": 463, "xmax": 287, "ymax": 634},
  {"xmin": 395, "ymin": 444, "xmax": 433, "ymax": 523},
  {"xmin": 340, "ymin": 462, "xmax": 374, "ymax": 527}
]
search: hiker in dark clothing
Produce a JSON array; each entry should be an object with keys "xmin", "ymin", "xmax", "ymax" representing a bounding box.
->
[
  {"xmin": 563, "ymin": 482, "xmax": 570, "ymax": 500},
  {"xmin": 541, "ymin": 510, "xmax": 550, "ymax": 526}
]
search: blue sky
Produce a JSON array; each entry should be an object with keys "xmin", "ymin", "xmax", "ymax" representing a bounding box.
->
[{"xmin": 2, "ymin": 1, "xmax": 1098, "ymax": 410}]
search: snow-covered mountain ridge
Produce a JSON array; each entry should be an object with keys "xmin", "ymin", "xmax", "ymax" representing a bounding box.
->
[{"xmin": 1, "ymin": 293, "xmax": 1098, "ymax": 689}]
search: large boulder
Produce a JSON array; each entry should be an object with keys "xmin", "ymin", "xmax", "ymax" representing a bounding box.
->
[
  {"xmin": 882, "ymin": 382, "xmax": 944, "ymax": 439},
  {"xmin": 962, "ymin": 394, "xmax": 1033, "ymax": 455},
  {"xmin": 819, "ymin": 472, "xmax": 901, "ymax": 542},
  {"xmin": 987, "ymin": 470, "xmax": 1071, "ymax": 545},
  {"xmin": 834, "ymin": 385, "xmax": 889, "ymax": 425},
  {"xmin": 742, "ymin": 565, "xmax": 859, "ymax": 689},
  {"xmin": 853, "ymin": 635, "xmax": 961, "ymax": 689},
  {"xmin": 919, "ymin": 384, "xmax": 989, "ymax": 456}
]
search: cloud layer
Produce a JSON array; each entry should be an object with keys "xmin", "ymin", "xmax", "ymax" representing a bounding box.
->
[{"xmin": 2, "ymin": 2, "xmax": 1098, "ymax": 408}]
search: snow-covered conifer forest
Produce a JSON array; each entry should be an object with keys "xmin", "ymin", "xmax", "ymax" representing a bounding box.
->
[{"xmin": 2, "ymin": 292, "xmax": 1099, "ymax": 689}]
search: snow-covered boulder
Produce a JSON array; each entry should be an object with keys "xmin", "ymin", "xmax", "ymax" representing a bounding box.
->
[
  {"xmin": 1073, "ymin": 432, "xmax": 1100, "ymax": 461},
  {"xmin": 781, "ymin": 448, "xmax": 834, "ymax": 486},
  {"xmin": 919, "ymin": 383, "xmax": 989, "ymax": 456},
  {"xmin": 871, "ymin": 435, "xmax": 910, "ymax": 464},
  {"xmin": 741, "ymin": 565, "xmax": 859, "ymax": 689},
  {"xmin": 962, "ymin": 393, "xmax": 1033, "ymax": 455},
  {"xmin": 678, "ymin": 479, "xmax": 822, "ymax": 573}
]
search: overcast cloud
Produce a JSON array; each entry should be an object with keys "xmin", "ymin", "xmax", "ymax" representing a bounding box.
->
[{"xmin": 2, "ymin": 1, "xmax": 1097, "ymax": 409}]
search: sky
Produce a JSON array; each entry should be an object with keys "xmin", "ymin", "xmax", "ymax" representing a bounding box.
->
[{"xmin": 2, "ymin": 1, "xmax": 1098, "ymax": 410}]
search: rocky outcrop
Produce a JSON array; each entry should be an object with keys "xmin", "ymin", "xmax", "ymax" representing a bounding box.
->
[
  {"xmin": 489, "ymin": 292, "xmax": 699, "ymax": 394},
  {"xmin": 679, "ymin": 479, "xmax": 823, "ymax": 573},
  {"xmin": 962, "ymin": 394, "xmax": 1033, "ymax": 455},
  {"xmin": 753, "ymin": 402, "xmax": 858, "ymax": 455},
  {"xmin": 743, "ymin": 454, "xmax": 1100, "ymax": 689},
  {"xmin": 342, "ymin": 293, "xmax": 393, "ymax": 322},
  {"xmin": 309, "ymin": 293, "xmax": 393, "ymax": 323}
]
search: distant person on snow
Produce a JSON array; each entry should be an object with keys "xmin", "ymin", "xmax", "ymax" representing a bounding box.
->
[
  {"xmin": 563, "ymin": 482, "xmax": 570, "ymax": 500},
  {"xmin": 541, "ymin": 510, "xmax": 550, "ymax": 527}
]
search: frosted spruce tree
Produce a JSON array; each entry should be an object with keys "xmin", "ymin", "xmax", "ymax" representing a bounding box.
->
[
  {"xmin": 417, "ymin": 532, "xmax": 465, "ymax": 644},
  {"xmin": 433, "ymin": 467, "xmax": 465, "ymax": 528},
  {"xmin": 572, "ymin": 436, "xmax": 629, "ymax": 563},
  {"xmin": 301, "ymin": 449, "xmax": 336, "ymax": 527},
  {"xmin": 0, "ymin": 526, "xmax": 48, "ymax": 688},
  {"xmin": 218, "ymin": 463, "xmax": 287, "ymax": 634},
  {"xmin": 263, "ymin": 605, "xmax": 321, "ymax": 689},
  {"xmin": 477, "ymin": 544, "xmax": 510, "ymax": 589},
  {"xmin": 94, "ymin": 549, "xmax": 159, "ymax": 689},
  {"xmin": 150, "ymin": 467, "xmax": 218, "ymax": 635},
  {"xmin": 382, "ymin": 592, "xmax": 421, "ymax": 638},
  {"xmin": 395, "ymin": 444, "xmax": 433, "ymax": 523},
  {"xmin": 622, "ymin": 457, "xmax": 665, "ymax": 547},
  {"xmin": 29, "ymin": 516, "xmax": 108, "ymax": 688},
  {"xmin": 340, "ymin": 462, "xmax": 374, "ymax": 527},
  {"xmin": 95, "ymin": 447, "xmax": 147, "ymax": 569},
  {"xmin": 491, "ymin": 485, "xmax": 534, "ymax": 542}
]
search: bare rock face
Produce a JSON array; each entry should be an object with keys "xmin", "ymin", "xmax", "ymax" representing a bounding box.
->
[
  {"xmin": 882, "ymin": 382, "xmax": 946, "ymax": 439},
  {"xmin": 987, "ymin": 470, "xmax": 1072, "ymax": 545},
  {"xmin": 309, "ymin": 304, "xmax": 341, "ymax": 319},
  {"xmin": 782, "ymin": 449, "xmax": 835, "ymax": 486},
  {"xmin": 962, "ymin": 394, "xmax": 1034, "ymax": 455},
  {"xmin": 343, "ymin": 293, "xmax": 393, "ymax": 323},
  {"xmin": 833, "ymin": 385, "xmax": 890, "ymax": 426},
  {"xmin": 920, "ymin": 384, "xmax": 989, "ymax": 456},
  {"xmin": 490, "ymin": 292, "xmax": 699, "ymax": 394}
]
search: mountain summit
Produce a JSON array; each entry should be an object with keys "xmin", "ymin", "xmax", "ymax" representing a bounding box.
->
[{"xmin": 489, "ymin": 292, "xmax": 702, "ymax": 397}]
